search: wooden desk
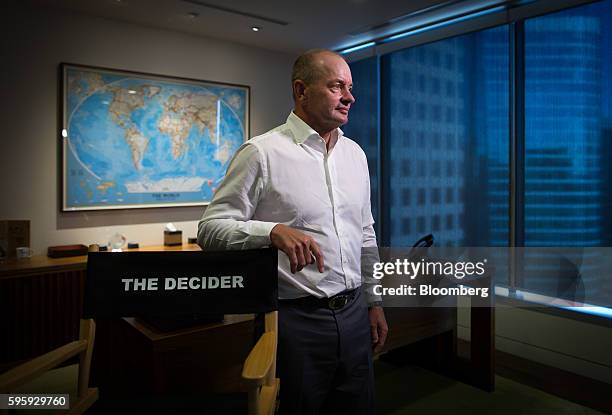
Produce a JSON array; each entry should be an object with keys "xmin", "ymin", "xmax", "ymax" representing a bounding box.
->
[
  {"xmin": 380, "ymin": 276, "xmax": 494, "ymax": 392},
  {"xmin": 0, "ymin": 244, "xmax": 201, "ymax": 368}
]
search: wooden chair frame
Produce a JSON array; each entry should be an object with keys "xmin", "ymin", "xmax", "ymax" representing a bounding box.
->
[
  {"xmin": 0, "ymin": 319, "xmax": 98, "ymax": 415},
  {"xmin": 242, "ymin": 311, "xmax": 280, "ymax": 415}
]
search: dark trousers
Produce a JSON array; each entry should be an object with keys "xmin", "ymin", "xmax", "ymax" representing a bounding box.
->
[{"xmin": 277, "ymin": 288, "xmax": 375, "ymax": 415}]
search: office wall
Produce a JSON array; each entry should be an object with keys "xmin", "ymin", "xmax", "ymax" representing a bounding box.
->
[{"xmin": 0, "ymin": 2, "xmax": 294, "ymax": 253}]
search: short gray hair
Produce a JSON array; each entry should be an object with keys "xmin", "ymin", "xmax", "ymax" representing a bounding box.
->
[{"xmin": 291, "ymin": 49, "xmax": 346, "ymax": 99}]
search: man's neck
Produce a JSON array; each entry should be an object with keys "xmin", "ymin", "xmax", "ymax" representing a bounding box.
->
[{"xmin": 293, "ymin": 110, "xmax": 334, "ymax": 145}]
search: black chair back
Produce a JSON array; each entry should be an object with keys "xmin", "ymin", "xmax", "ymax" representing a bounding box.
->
[{"xmin": 84, "ymin": 247, "xmax": 278, "ymax": 319}]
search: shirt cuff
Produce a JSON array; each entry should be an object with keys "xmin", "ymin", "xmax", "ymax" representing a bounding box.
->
[
  {"xmin": 248, "ymin": 220, "xmax": 278, "ymax": 245},
  {"xmin": 364, "ymin": 283, "xmax": 382, "ymax": 305}
]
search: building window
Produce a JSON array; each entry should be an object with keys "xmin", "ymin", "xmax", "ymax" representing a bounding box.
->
[
  {"xmin": 417, "ymin": 216, "xmax": 426, "ymax": 233},
  {"xmin": 432, "ymin": 215, "xmax": 441, "ymax": 231},
  {"xmin": 418, "ymin": 188, "xmax": 426, "ymax": 205}
]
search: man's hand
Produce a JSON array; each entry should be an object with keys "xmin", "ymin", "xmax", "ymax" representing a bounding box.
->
[
  {"xmin": 270, "ymin": 224, "xmax": 324, "ymax": 274},
  {"xmin": 368, "ymin": 306, "xmax": 388, "ymax": 354}
]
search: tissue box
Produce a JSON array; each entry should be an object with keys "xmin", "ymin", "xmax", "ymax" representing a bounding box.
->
[{"xmin": 164, "ymin": 230, "xmax": 182, "ymax": 246}]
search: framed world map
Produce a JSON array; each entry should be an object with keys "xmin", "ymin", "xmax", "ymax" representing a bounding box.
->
[{"xmin": 61, "ymin": 63, "xmax": 249, "ymax": 211}]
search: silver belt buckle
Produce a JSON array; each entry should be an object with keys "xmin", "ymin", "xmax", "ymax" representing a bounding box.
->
[{"xmin": 328, "ymin": 295, "xmax": 348, "ymax": 310}]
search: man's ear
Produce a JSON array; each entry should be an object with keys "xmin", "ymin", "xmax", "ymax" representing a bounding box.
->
[{"xmin": 293, "ymin": 80, "xmax": 307, "ymax": 101}]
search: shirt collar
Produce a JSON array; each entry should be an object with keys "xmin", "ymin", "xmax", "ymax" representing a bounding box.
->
[{"xmin": 286, "ymin": 112, "xmax": 344, "ymax": 150}]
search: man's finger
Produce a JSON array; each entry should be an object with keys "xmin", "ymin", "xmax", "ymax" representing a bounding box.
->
[
  {"xmin": 370, "ymin": 324, "xmax": 379, "ymax": 344},
  {"xmin": 295, "ymin": 245, "xmax": 306, "ymax": 272},
  {"xmin": 310, "ymin": 242, "xmax": 325, "ymax": 273},
  {"xmin": 376, "ymin": 329, "xmax": 387, "ymax": 353},
  {"xmin": 307, "ymin": 249, "xmax": 315, "ymax": 264},
  {"xmin": 379, "ymin": 326, "xmax": 388, "ymax": 346},
  {"xmin": 288, "ymin": 249, "xmax": 298, "ymax": 274}
]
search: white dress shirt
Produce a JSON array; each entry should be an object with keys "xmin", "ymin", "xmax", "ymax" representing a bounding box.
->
[{"xmin": 197, "ymin": 112, "xmax": 381, "ymax": 303}]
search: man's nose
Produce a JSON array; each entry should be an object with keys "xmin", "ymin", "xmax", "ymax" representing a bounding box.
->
[{"xmin": 341, "ymin": 89, "xmax": 355, "ymax": 105}]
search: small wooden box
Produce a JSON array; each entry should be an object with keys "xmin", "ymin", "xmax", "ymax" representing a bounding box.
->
[
  {"xmin": 47, "ymin": 244, "xmax": 89, "ymax": 258},
  {"xmin": 164, "ymin": 230, "xmax": 182, "ymax": 246}
]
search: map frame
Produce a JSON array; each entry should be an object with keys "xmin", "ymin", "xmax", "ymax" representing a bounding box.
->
[{"xmin": 60, "ymin": 62, "xmax": 250, "ymax": 211}]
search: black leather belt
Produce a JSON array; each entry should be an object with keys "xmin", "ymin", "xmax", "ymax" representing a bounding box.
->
[{"xmin": 280, "ymin": 289, "xmax": 358, "ymax": 311}]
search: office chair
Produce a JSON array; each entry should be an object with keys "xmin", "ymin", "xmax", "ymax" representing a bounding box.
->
[{"xmin": 85, "ymin": 247, "xmax": 279, "ymax": 415}]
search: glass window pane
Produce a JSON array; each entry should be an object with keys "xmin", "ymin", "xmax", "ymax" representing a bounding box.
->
[
  {"xmin": 523, "ymin": 0, "xmax": 612, "ymax": 307},
  {"xmin": 384, "ymin": 26, "xmax": 510, "ymax": 248}
]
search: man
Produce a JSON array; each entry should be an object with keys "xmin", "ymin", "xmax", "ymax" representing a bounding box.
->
[{"xmin": 198, "ymin": 49, "xmax": 387, "ymax": 415}]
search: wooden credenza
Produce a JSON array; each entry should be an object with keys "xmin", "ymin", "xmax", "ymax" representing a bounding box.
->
[
  {"xmin": 1, "ymin": 254, "xmax": 87, "ymax": 368},
  {"xmin": 0, "ymin": 244, "xmax": 201, "ymax": 369}
]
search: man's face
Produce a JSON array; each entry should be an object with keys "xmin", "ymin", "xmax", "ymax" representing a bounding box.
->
[{"xmin": 301, "ymin": 53, "xmax": 355, "ymax": 132}]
